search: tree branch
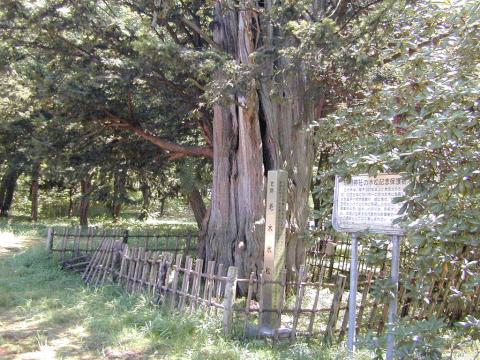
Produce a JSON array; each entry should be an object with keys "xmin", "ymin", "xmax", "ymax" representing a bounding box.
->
[
  {"xmin": 381, "ymin": 30, "xmax": 454, "ymax": 65},
  {"xmin": 103, "ymin": 113, "xmax": 213, "ymax": 159},
  {"xmin": 178, "ymin": 17, "xmax": 223, "ymax": 52}
]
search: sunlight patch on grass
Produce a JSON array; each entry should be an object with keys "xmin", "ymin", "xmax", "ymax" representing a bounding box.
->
[{"xmin": 1, "ymin": 224, "xmax": 477, "ymax": 359}]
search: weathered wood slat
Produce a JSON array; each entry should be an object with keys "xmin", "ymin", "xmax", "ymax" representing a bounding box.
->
[
  {"xmin": 356, "ymin": 271, "xmax": 374, "ymax": 334},
  {"xmin": 179, "ymin": 257, "xmax": 193, "ymax": 311},
  {"xmin": 324, "ymin": 274, "xmax": 346, "ymax": 344},
  {"xmin": 170, "ymin": 254, "xmax": 183, "ymax": 311},
  {"xmin": 291, "ymin": 265, "xmax": 307, "ymax": 340},
  {"xmin": 243, "ymin": 272, "xmax": 256, "ymax": 338},
  {"xmin": 191, "ymin": 259, "xmax": 203, "ymax": 312},
  {"xmin": 307, "ymin": 266, "xmax": 326, "ymax": 337}
]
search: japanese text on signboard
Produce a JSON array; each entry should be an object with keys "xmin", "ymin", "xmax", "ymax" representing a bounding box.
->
[{"xmin": 333, "ymin": 174, "xmax": 408, "ymax": 234}]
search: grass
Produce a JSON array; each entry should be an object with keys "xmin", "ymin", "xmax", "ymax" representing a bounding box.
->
[
  {"xmin": 0, "ymin": 220, "xmax": 364, "ymax": 360},
  {"xmin": 0, "ymin": 218, "xmax": 478, "ymax": 359}
]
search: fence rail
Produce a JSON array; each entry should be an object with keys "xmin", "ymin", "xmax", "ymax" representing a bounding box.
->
[
  {"xmin": 48, "ymin": 226, "xmax": 479, "ymax": 338},
  {"xmin": 45, "ymin": 226, "xmax": 196, "ymax": 262},
  {"xmin": 74, "ymin": 240, "xmax": 353, "ymax": 341}
]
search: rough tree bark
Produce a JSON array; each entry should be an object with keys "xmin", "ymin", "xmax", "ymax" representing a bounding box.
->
[
  {"xmin": 311, "ymin": 150, "xmax": 331, "ymax": 228},
  {"xmin": 30, "ymin": 161, "xmax": 40, "ymax": 222},
  {"xmin": 112, "ymin": 168, "xmax": 127, "ymax": 222},
  {"xmin": 138, "ymin": 176, "xmax": 151, "ymax": 221},
  {"xmin": 68, "ymin": 185, "xmax": 75, "ymax": 218},
  {"xmin": 79, "ymin": 176, "xmax": 92, "ymax": 227},
  {"xmin": 0, "ymin": 165, "xmax": 22, "ymax": 217},
  {"xmin": 185, "ymin": 185, "xmax": 206, "ymax": 229},
  {"xmin": 203, "ymin": 1, "xmax": 316, "ymax": 280}
]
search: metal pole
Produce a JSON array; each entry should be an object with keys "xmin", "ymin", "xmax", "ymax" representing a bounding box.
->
[
  {"xmin": 347, "ymin": 233, "xmax": 359, "ymax": 353},
  {"xmin": 386, "ymin": 235, "xmax": 401, "ymax": 360}
]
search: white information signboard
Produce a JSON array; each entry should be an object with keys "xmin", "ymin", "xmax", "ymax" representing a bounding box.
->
[
  {"xmin": 332, "ymin": 173, "xmax": 408, "ymax": 357},
  {"xmin": 333, "ymin": 173, "xmax": 408, "ymax": 235}
]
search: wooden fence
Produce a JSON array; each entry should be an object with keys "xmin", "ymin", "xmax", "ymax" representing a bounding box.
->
[
  {"xmin": 77, "ymin": 241, "xmax": 355, "ymax": 341},
  {"xmin": 306, "ymin": 235, "xmax": 480, "ymax": 324},
  {"xmin": 49, "ymin": 227, "xmax": 479, "ymax": 335},
  {"xmin": 306, "ymin": 235, "xmax": 414, "ymax": 285},
  {"xmin": 45, "ymin": 226, "xmax": 196, "ymax": 262},
  {"xmin": 72, "ymin": 239, "xmax": 466, "ymax": 343}
]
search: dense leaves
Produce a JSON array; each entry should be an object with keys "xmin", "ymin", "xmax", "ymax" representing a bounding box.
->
[{"xmin": 314, "ymin": 0, "xmax": 479, "ymax": 353}]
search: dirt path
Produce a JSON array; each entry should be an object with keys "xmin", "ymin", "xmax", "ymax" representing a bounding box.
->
[
  {"xmin": 0, "ymin": 231, "xmax": 39, "ymax": 256},
  {"xmin": 0, "ymin": 231, "xmax": 93, "ymax": 360}
]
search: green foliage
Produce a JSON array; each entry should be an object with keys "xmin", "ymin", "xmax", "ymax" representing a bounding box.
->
[
  {"xmin": 0, "ymin": 237, "xmax": 362, "ymax": 359},
  {"xmin": 310, "ymin": 0, "xmax": 479, "ymax": 354},
  {"xmin": 359, "ymin": 318, "xmax": 446, "ymax": 360}
]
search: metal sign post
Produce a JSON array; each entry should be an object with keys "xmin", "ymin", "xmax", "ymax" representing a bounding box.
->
[
  {"xmin": 347, "ymin": 232, "xmax": 359, "ymax": 353},
  {"xmin": 332, "ymin": 173, "xmax": 408, "ymax": 358},
  {"xmin": 386, "ymin": 235, "xmax": 402, "ymax": 360}
]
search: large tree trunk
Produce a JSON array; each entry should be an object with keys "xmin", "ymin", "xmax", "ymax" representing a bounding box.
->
[
  {"xmin": 311, "ymin": 150, "xmax": 331, "ymax": 228},
  {"xmin": 79, "ymin": 176, "xmax": 92, "ymax": 227},
  {"xmin": 112, "ymin": 169, "xmax": 127, "ymax": 222},
  {"xmin": 138, "ymin": 176, "xmax": 151, "ymax": 221},
  {"xmin": 68, "ymin": 185, "xmax": 75, "ymax": 218},
  {"xmin": 0, "ymin": 165, "xmax": 22, "ymax": 217},
  {"xmin": 204, "ymin": 1, "xmax": 316, "ymax": 281},
  {"xmin": 30, "ymin": 161, "xmax": 40, "ymax": 222},
  {"xmin": 0, "ymin": 171, "xmax": 9, "ymax": 214},
  {"xmin": 185, "ymin": 185, "xmax": 206, "ymax": 229}
]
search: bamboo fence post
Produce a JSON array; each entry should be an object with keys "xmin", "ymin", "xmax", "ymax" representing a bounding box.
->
[
  {"xmin": 324, "ymin": 274, "xmax": 346, "ymax": 344},
  {"xmin": 84, "ymin": 239, "xmax": 108, "ymax": 283},
  {"xmin": 92, "ymin": 239, "xmax": 113, "ymax": 285},
  {"xmin": 191, "ymin": 259, "xmax": 203, "ymax": 312},
  {"xmin": 73, "ymin": 226, "xmax": 81, "ymax": 256},
  {"xmin": 131, "ymin": 248, "xmax": 145, "ymax": 293},
  {"xmin": 179, "ymin": 256, "xmax": 193, "ymax": 311},
  {"xmin": 203, "ymin": 261, "xmax": 215, "ymax": 309},
  {"xmin": 82, "ymin": 239, "xmax": 102, "ymax": 281},
  {"xmin": 170, "ymin": 254, "xmax": 183, "ymax": 311},
  {"xmin": 205, "ymin": 261, "xmax": 215, "ymax": 314},
  {"xmin": 149, "ymin": 253, "xmax": 159, "ymax": 294},
  {"xmin": 140, "ymin": 251, "xmax": 151, "ymax": 292},
  {"xmin": 223, "ymin": 266, "xmax": 238, "ymax": 336},
  {"xmin": 437, "ymin": 272, "xmax": 454, "ymax": 316},
  {"xmin": 214, "ymin": 264, "xmax": 225, "ymax": 316},
  {"xmin": 86, "ymin": 227, "xmax": 93, "ymax": 253},
  {"xmin": 367, "ymin": 271, "xmax": 386, "ymax": 329},
  {"xmin": 118, "ymin": 245, "xmax": 129, "ymax": 288},
  {"xmin": 123, "ymin": 247, "xmax": 131, "ymax": 291},
  {"xmin": 307, "ymin": 266, "xmax": 326, "ymax": 337},
  {"xmin": 98, "ymin": 239, "xmax": 116, "ymax": 286},
  {"xmin": 243, "ymin": 272, "xmax": 256, "ymax": 338},
  {"xmin": 145, "ymin": 233, "xmax": 150, "ymax": 250},
  {"xmin": 257, "ymin": 271, "xmax": 265, "ymax": 337},
  {"xmin": 174, "ymin": 237, "xmax": 179, "ymax": 258},
  {"xmin": 378, "ymin": 298, "xmax": 390, "ymax": 334},
  {"xmin": 339, "ymin": 298, "xmax": 349, "ymax": 341},
  {"xmin": 45, "ymin": 227, "xmax": 54, "ymax": 252},
  {"xmin": 291, "ymin": 265, "xmax": 307, "ymax": 340},
  {"xmin": 356, "ymin": 271, "xmax": 374, "ymax": 335},
  {"xmin": 161, "ymin": 255, "xmax": 173, "ymax": 297},
  {"xmin": 274, "ymin": 269, "xmax": 287, "ymax": 343},
  {"xmin": 60, "ymin": 228, "xmax": 69, "ymax": 262},
  {"xmin": 428, "ymin": 266, "xmax": 448, "ymax": 316},
  {"xmin": 184, "ymin": 234, "xmax": 192, "ymax": 258},
  {"xmin": 84, "ymin": 240, "xmax": 103, "ymax": 283},
  {"xmin": 127, "ymin": 247, "xmax": 138, "ymax": 293}
]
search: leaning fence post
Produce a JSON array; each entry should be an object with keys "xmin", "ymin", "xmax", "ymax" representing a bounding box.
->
[
  {"xmin": 223, "ymin": 266, "xmax": 238, "ymax": 335},
  {"xmin": 45, "ymin": 227, "xmax": 54, "ymax": 252}
]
